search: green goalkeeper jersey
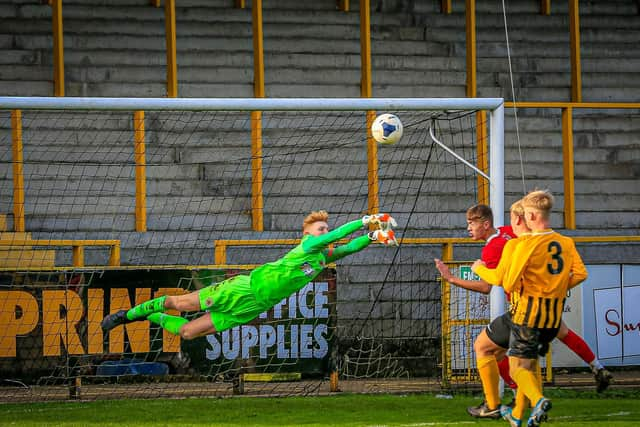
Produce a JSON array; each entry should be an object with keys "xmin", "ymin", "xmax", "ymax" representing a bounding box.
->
[{"xmin": 250, "ymin": 219, "xmax": 371, "ymax": 307}]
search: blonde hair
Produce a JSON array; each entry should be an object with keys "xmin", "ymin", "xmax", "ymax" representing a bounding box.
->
[
  {"xmin": 522, "ymin": 189, "xmax": 554, "ymax": 219},
  {"xmin": 302, "ymin": 210, "xmax": 329, "ymax": 232},
  {"xmin": 510, "ymin": 199, "xmax": 525, "ymax": 217}
]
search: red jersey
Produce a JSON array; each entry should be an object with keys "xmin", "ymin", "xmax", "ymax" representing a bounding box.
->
[{"xmin": 480, "ymin": 225, "xmax": 516, "ymax": 268}]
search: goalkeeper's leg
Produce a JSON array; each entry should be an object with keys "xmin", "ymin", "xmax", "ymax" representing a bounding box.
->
[
  {"xmin": 101, "ymin": 292, "xmax": 201, "ymax": 332},
  {"xmin": 148, "ymin": 311, "xmax": 216, "ymax": 338}
]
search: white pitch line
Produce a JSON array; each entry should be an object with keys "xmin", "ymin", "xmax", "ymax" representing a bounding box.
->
[
  {"xmin": 366, "ymin": 411, "xmax": 635, "ymax": 427},
  {"xmin": 366, "ymin": 422, "xmax": 476, "ymax": 427},
  {"xmin": 553, "ymin": 411, "xmax": 632, "ymax": 420}
]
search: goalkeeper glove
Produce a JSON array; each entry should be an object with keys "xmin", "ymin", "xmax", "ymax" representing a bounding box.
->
[
  {"xmin": 368, "ymin": 229, "xmax": 399, "ymax": 246},
  {"xmin": 362, "ymin": 213, "xmax": 397, "ymax": 231}
]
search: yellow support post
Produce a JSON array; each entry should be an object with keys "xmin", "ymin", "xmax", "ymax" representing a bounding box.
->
[
  {"xmin": 253, "ymin": 0, "xmax": 265, "ymax": 99},
  {"xmin": 569, "ymin": 0, "xmax": 582, "ymax": 102},
  {"xmin": 214, "ymin": 244, "xmax": 227, "ymax": 265},
  {"xmin": 441, "ymin": 0, "xmax": 452, "ymax": 14},
  {"xmin": 164, "ymin": 0, "xmax": 178, "ymax": 97},
  {"xmin": 360, "ymin": 0, "xmax": 379, "ymax": 214},
  {"xmin": 562, "ymin": 107, "xmax": 576, "ymax": 229},
  {"xmin": 51, "ymin": 0, "xmax": 65, "ymax": 96},
  {"xmin": 108, "ymin": 244, "xmax": 121, "ymax": 266},
  {"xmin": 366, "ymin": 111, "xmax": 379, "ymax": 214},
  {"xmin": 476, "ymin": 110, "xmax": 488, "ymax": 205},
  {"xmin": 134, "ymin": 111, "xmax": 147, "ymax": 232},
  {"xmin": 235, "ymin": 0, "xmax": 246, "ymax": 8},
  {"xmin": 545, "ymin": 347, "xmax": 553, "ymax": 382},
  {"xmin": 251, "ymin": 111, "xmax": 264, "ymax": 232},
  {"xmin": 72, "ymin": 245, "xmax": 84, "ymax": 267},
  {"xmin": 440, "ymin": 243, "xmax": 454, "ymax": 385},
  {"xmin": 540, "ymin": 0, "xmax": 551, "ymax": 15},
  {"xmin": 465, "ymin": 0, "xmax": 477, "ymax": 98},
  {"xmin": 360, "ymin": 0, "xmax": 372, "ymax": 99},
  {"xmin": 466, "ymin": 0, "xmax": 486, "ymax": 205},
  {"xmin": 150, "ymin": 0, "xmax": 161, "ymax": 7},
  {"xmin": 251, "ymin": 0, "xmax": 264, "ymax": 232},
  {"xmin": 11, "ymin": 110, "xmax": 25, "ymax": 232},
  {"xmin": 338, "ymin": 0, "xmax": 349, "ymax": 12}
]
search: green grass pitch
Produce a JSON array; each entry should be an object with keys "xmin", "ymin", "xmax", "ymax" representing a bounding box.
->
[{"xmin": 1, "ymin": 389, "xmax": 638, "ymax": 426}]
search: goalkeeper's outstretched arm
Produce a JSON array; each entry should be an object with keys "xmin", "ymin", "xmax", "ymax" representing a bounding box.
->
[
  {"xmin": 326, "ymin": 228, "xmax": 398, "ymax": 263},
  {"xmin": 303, "ymin": 213, "xmax": 397, "ymax": 253}
]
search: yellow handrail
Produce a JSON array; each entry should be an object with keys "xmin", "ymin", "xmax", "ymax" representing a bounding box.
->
[
  {"xmin": 0, "ymin": 239, "xmax": 121, "ymax": 267},
  {"xmin": 213, "ymin": 235, "xmax": 640, "ymax": 265}
]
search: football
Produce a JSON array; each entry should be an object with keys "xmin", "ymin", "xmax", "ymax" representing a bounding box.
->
[{"xmin": 371, "ymin": 113, "xmax": 403, "ymax": 145}]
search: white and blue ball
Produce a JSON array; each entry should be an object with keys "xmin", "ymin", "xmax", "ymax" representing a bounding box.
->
[{"xmin": 371, "ymin": 113, "xmax": 403, "ymax": 145}]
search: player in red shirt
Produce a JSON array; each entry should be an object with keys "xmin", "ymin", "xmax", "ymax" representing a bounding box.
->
[
  {"xmin": 435, "ymin": 204, "xmax": 611, "ymax": 420},
  {"xmin": 436, "ymin": 204, "xmax": 518, "ymax": 418}
]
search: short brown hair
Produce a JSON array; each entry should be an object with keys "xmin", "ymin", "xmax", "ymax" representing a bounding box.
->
[
  {"xmin": 522, "ymin": 189, "xmax": 554, "ymax": 219},
  {"xmin": 302, "ymin": 210, "xmax": 329, "ymax": 232},
  {"xmin": 466, "ymin": 204, "xmax": 493, "ymax": 224}
]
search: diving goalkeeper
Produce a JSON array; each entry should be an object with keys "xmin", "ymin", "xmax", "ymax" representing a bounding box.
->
[{"xmin": 101, "ymin": 210, "xmax": 398, "ymax": 339}]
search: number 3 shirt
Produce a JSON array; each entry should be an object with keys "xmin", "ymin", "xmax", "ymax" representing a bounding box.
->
[{"xmin": 474, "ymin": 229, "xmax": 588, "ymax": 329}]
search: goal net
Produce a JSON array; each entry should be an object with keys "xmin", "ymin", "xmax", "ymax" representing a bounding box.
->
[{"xmin": 0, "ymin": 97, "xmax": 503, "ymax": 401}]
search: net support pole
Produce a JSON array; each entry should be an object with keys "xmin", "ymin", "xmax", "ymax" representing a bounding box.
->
[{"xmin": 489, "ymin": 102, "xmax": 505, "ymax": 321}]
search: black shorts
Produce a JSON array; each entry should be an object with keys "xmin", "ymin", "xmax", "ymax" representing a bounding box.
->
[
  {"xmin": 485, "ymin": 312, "xmax": 511, "ymax": 349},
  {"xmin": 507, "ymin": 319, "xmax": 559, "ymax": 359}
]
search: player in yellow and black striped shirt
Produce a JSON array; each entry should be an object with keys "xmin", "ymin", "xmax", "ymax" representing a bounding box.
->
[{"xmin": 473, "ymin": 190, "xmax": 587, "ymax": 427}]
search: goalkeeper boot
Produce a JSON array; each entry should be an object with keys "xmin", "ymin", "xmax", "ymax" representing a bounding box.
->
[
  {"xmin": 466, "ymin": 401, "xmax": 501, "ymax": 419},
  {"xmin": 500, "ymin": 405, "xmax": 522, "ymax": 427},
  {"xmin": 594, "ymin": 368, "xmax": 613, "ymax": 393},
  {"xmin": 101, "ymin": 310, "xmax": 132, "ymax": 332},
  {"xmin": 527, "ymin": 397, "xmax": 551, "ymax": 427}
]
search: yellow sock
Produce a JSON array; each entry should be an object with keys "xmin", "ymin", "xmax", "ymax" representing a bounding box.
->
[
  {"xmin": 534, "ymin": 359, "xmax": 543, "ymax": 391},
  {"xmin": 512, "ymin": 366, "xmax": 544, "ymax": 405},
  {"xmin": 512, "ymin": 387, "xmax": 528, "ymax": 420},
  {"xmin": 477, "ymin": 355, "xmax": 500, "ymax": 410}
]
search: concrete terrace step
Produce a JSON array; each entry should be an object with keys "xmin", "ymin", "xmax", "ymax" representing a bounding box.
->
[
  {"xmin": 6, "ymin": 33, "xmax": 454, "ymax": 56},
  {"xmin": 0, "ymin": 80, "xmax": 52, "ymax": 96},
  {"xmin": 437, "ymin": 0, "xmax": 637, "ymax": 15},
  {"xmin": 0, "ymin": 49, "xmax": 43, "ymax": 66},
  {"xmin": 51, "ymin": 50, "xmax": 466, "ymax": 71},
  {"xmin": 468, "ymin": 41, "xmax": 640, "ymax": 58},
  {"xmin": 22, "ymin": 3, "xmax": 401, "ymax": 27}
]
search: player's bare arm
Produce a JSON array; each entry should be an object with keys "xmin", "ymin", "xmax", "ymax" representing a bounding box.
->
[{"xmin": 435, "ymin": 258, "xmax": 491, "ymax": 294}]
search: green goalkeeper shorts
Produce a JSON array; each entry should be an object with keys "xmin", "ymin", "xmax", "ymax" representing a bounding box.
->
[{"xmin": 198, "ymin": 274, "xmax": 268, "ymax": 332}]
